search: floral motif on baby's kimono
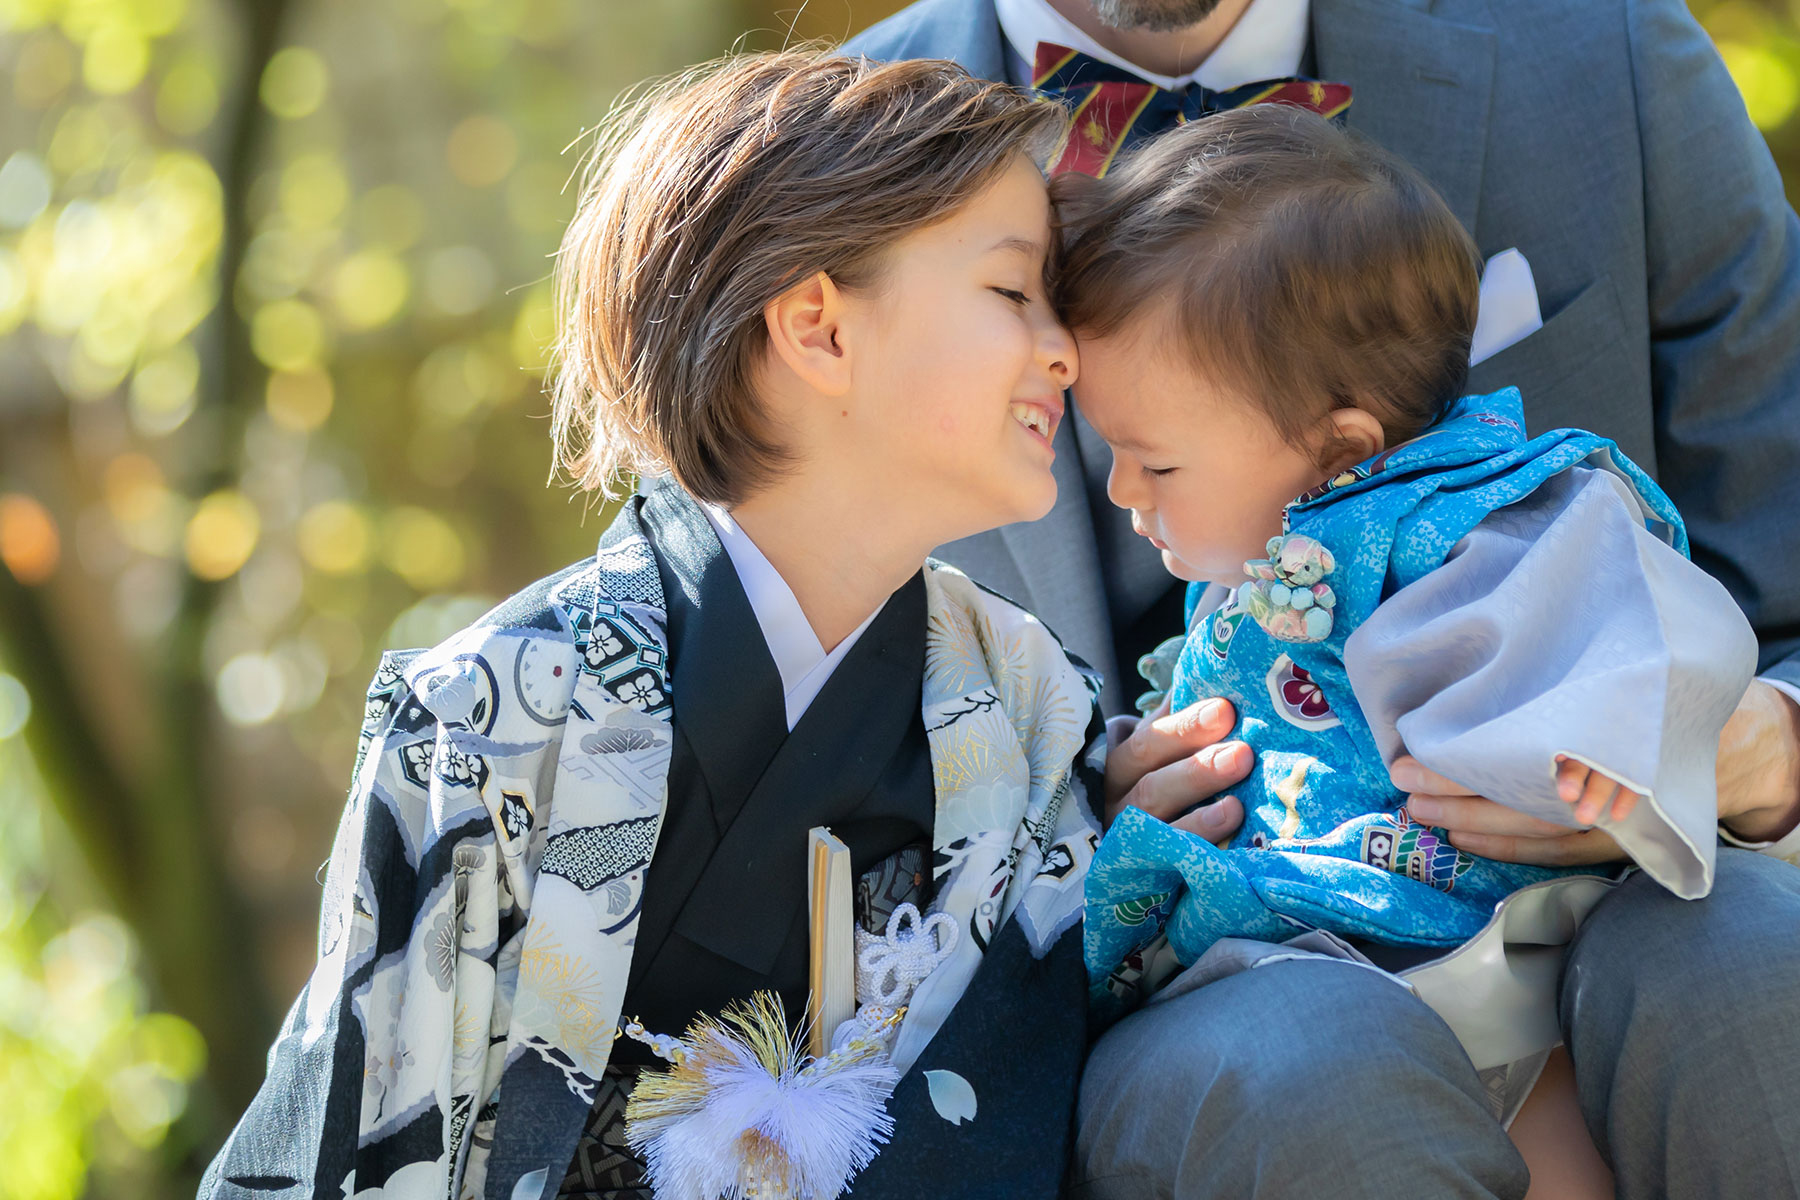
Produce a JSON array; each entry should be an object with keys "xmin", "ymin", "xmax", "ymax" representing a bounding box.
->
[
  {"xmin": 398, "ymin": 739, "xmax": 436, "ymax": 787},
  {"xmin": 1265, "ymin": 655, "xmax": 1340, "ymax": 731},
  {"xmin": 1205, "ymin": 594, "xmax": 1247, "ymax": 663},
  {"xmin": 1113, "ymin": 890, "xmax": 1173, "ymax": 927},
  {"xmin": 581, "ymin": 617, "xmax": 630, "ymax": 671},
  {"xmin": 606, "ymin": 670, "xmax": 667, "ymax": 712},
  {"xmin": 1360, "ymin": 813, "xmax": 1475, "ymax": 893}
]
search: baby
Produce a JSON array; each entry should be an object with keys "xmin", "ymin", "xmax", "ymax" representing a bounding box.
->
[{"xmin": 1061, "ymin": 107, "xmax": 1759, "ymax": 1011}]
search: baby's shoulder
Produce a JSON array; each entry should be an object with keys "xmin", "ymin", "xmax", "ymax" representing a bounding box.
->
[{"xmin": 1458, "ymin": 464, "xmax": 1650, "ymax": 549}]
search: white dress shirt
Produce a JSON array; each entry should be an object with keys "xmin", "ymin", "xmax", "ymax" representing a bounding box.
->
[
  {"xmin": 701, "ymin": 504, "xmax": 885, "ymax": 732},
  {"xmin": 995, "ymin": 0, "xmax": 1310, "ymax": 91}
]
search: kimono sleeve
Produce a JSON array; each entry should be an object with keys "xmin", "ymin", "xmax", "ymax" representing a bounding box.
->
[
  {"xmin": 1344, "ymin": 467, "xmax": 1759, "ymax": 899},
  {"xmin": 199, "ymin": 649, "xmax": 436, "ymax": 1200}
]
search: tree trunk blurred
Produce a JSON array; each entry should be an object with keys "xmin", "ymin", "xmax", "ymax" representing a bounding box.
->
[
  {"xmin": 0, "ymin": 0, "xmax": 919, "ymax": 1191},
  {"xmin": 0, "ymin": 0, "xmax": 297, "ymax": 1180}
]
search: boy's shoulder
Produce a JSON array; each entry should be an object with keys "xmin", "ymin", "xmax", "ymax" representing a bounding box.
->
[
  {"xmin": 923, "ymin": 557, "xmax": 1102, "ymax": 688},
  {"xmin": 356, "ymin": 555, "xmax": 604, "ymax": 735},
  {"xmin": 469, "ymin": 555, "xmax": 604, "ymax": 636}
]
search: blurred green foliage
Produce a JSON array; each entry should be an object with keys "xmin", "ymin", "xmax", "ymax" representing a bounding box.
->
[
  {"xmin": 0, "ymin": 0, "xmax": 1794, "ymax": 1195},
  {"xmin": 0, "ymin": 743, "xmax": 206, "ymax": 1199}
]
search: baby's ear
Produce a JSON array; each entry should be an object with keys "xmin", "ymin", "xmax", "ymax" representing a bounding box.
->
[{"xmin": 1320, "ymin": 407, "xmax": 1385, "ymax": 473}]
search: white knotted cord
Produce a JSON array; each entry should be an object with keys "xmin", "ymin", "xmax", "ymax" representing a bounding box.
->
[{"xmin": 854, "ymin": 902, "xmax": 959, "ymax": 1011}]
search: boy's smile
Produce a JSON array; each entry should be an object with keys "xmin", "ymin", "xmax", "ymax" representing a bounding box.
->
[{"xmin": 1009, "ymin": 397, "xmax": 1064, "ymax": 451}]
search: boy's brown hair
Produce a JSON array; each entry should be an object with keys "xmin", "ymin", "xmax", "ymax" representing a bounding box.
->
[
  {"xmin": 550, "ymin": 50, "xmax": 1067, "ymax": 505},
  {"xmin": 1055, "ymin": 105, "xmax": 1481, "ymax": 457}
]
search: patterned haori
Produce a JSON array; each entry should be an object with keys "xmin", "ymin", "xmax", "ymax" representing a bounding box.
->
[
  {"xmin": 1086, "ymin": 389, "xmax": 1756, "ymax": 1021},
  {"xmin": 202, "ymin": 495, "xmax": 1103, "ymax": 1200}
]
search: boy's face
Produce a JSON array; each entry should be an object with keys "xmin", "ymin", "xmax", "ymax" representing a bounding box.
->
[
  {"xmin": 843, "ymin": 156, "xmax": 1077, "ymax": 541},
  {"xmin": 1075, "ymin": 321, "xmax": 1328, "ymax": 586}
]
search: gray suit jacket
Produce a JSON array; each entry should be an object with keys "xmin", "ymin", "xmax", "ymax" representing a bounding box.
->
[{"xmin": 848, "ymin": 0, "xmax": 1800, "ymax": 717}]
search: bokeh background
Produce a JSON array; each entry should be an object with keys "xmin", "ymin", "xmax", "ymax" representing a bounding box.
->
[{"xmin": 0, "ymin": 0, "xmax": 1795, "ymax": 1194}]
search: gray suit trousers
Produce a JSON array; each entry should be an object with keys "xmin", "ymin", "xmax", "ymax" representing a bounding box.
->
[
  {"xmin": 1562, "ymin": 848, "xmax": 1800, "ymax": 1198},
  {"xmin": 1074, "ymin": 850, "xmax": 1800, "ymax": 1198}
]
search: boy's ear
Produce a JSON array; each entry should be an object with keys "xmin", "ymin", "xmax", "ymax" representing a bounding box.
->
[
  {"xmin": 763, "ymin": 271, "xmax": 852, "ymax": 397},
  {"xmin": 1320, "ymin": 406, "xmax": 1386, "ymax": 473}
]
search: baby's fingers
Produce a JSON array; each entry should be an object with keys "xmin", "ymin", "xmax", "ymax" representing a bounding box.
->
[
  {"xmin": 1607, "ymin": 787, "xmax": 1642, "ymax": 823},
  {"xmin": 1556, "ymin": 755, "xmax": 1644, "ymax": 825},
  {"xmin": 1554, "ymin": 756, "xmax": 1589, "ymax": 804},
  {"xmin": 1574, "ymin": 771, "xmax": 1620, "ymax": 826}
]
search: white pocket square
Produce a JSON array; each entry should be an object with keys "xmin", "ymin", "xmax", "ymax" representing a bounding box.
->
[{"xmin": 1469, "ymin": 247, "xmax": 1543, "ymax": 367}]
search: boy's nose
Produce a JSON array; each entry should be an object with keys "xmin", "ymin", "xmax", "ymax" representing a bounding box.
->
[{"xmin": 1042, "ymin": 319, "xmax": 1078, "ymax": 387}]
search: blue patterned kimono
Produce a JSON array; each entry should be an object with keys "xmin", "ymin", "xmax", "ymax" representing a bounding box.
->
[{"xmin": 1086, "ymin": 389, "xmax": 1756, "ymax": 1019}]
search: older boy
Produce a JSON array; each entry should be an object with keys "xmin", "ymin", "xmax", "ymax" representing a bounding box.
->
[{"xmin": 203, "ymin": 52, "xmax": 1101, "ymax": 1200}]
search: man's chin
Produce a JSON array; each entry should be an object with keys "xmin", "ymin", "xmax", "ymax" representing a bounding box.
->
[{"xmin": 1090, "ymin": 0, "xmax": 1229, "ymax": 33}]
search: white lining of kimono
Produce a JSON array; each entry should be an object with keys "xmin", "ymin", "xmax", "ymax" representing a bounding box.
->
[{"xmin": 701, "ymin": 501, "xmax": 886, "ymax": 731}]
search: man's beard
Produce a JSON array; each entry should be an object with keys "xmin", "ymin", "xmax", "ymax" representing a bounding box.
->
[{"xmin": 1090, "ymin": 0, "xmax": 1228, "ymax": 32}]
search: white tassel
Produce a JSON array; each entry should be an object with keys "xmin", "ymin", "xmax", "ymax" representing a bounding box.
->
[{"xmin": 623, "ymin": 992, "xmax": 901, "ymax": 1200}]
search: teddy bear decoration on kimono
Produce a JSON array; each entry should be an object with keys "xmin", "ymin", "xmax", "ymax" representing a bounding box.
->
[{"xmin": 1240, "ymin": 533, "xmax": 1338, "ymax": 643}]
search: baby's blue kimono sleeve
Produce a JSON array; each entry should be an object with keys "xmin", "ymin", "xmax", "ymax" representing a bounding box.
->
[{"xmin": 1344, "ymin": 467, "xmax": 1758, "ymax": 899}]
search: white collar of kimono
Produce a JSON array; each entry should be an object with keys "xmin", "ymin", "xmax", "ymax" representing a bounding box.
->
[
  {"xmin": 995, "ymin": 0, "xmax": 1309, "ymax": 91},
  {"xmin": 701, "ymin": 502, "xmax": 885, "ymax": 731}
]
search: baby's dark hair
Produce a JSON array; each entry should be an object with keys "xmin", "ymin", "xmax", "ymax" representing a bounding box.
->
[{"xmin": 1055, "ymin": 105, "xmax": 1480, "ymax": 459}]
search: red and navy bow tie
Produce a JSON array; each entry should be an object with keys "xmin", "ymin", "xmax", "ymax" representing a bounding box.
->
[{"xmin": 1032, "ymin": 42, "xmax": 1353, "ymax": 177}]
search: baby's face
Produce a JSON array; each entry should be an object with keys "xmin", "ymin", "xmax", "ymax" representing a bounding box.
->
[{"xmin": 1075, "ymin": 325, "xmax": 1328, "ymax": 586}]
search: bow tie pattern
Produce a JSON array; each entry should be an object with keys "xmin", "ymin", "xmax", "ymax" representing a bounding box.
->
[{"xmin": 1032, "ymin": 42, "xmax": 1353, "ymax": 177}]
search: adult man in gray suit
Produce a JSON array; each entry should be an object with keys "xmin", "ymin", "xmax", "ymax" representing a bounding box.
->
[{"xmin": 849, "ymin": 1, "xmax": 1800, "ymax": 1196}]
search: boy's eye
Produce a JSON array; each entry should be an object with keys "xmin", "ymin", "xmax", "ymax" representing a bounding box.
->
[
  {"xmin": 1145, "ymin": 465, "xmax": 1176, "ymax": 477},
  {"xmin": 992, "ymin": 288, "xmax": 1030, "ymax": 306}
]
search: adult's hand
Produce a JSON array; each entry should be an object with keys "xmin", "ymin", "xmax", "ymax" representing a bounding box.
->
[
  {"xmin": 1715, "ymin": 680, "xmax": 1800, "ymax": 843},
  {"xmin": 1101, "ymin": 696, "xmax": 1253, "ymax": 839},
  {"xmin": 1395, "ymin": 680, "xmax": 1800, "ymax": 865},
  {"xmin": 1391, "ymin": 758, "xmax": 1628, "ymax": 867}
]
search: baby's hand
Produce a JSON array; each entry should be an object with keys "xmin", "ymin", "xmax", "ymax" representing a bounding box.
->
[{"xmin": 1555, "ymin": 756, "xmax": 1642, "ymax": 826}]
